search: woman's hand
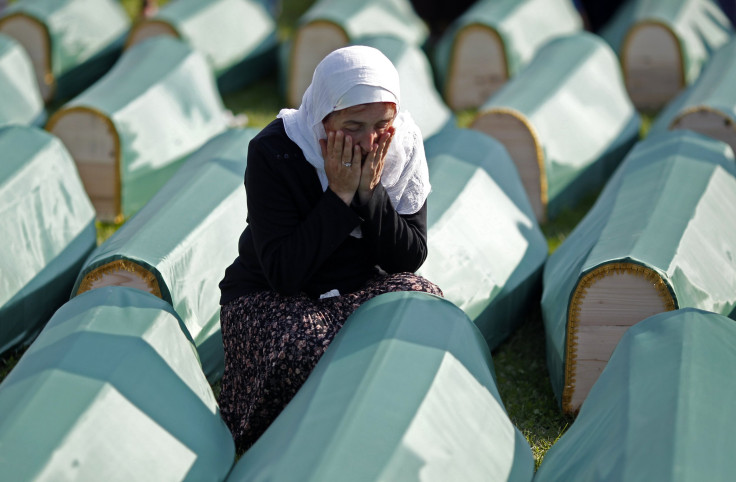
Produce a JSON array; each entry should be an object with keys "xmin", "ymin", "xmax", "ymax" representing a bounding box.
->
[
  {"xmin": 357, "ymin": 127, "xmax": 394, "ymax": 205},
  {"xmin": 320, "ymin": 130, "xmax": 361, "ymax": 205}
]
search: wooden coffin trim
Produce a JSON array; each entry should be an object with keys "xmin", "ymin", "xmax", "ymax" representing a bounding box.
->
[
  {"xmin": 0, "ymin": 12, "xmax": 55, "ymax": 102},
  {"xmin": 563, "ymin": 262, "xmax": 677, "ymax": 414},
  {"xmin": 125, "ymin": 19, "xmax": 181, "ymax": 49},
  {"xmin": 46, "ymin": 105, "xmax": 123, "ymax": 223},
  {"xmin": 621, "ymin": 19, "xmax": 685, "ymax": 111},
  {"xmin": 670, "ymin": 105, "xmax": 736, "ymax": 153},
  {"xmin": 445, "ymin": 22, "xmax": 508, "ymax": 111},
  {"xmin": 77, "ymin": 259, "xmax": 162, "ymax": 298},
  {"xmin": 471, "ymin": 106, "xmax": 547, "ymax": 221},
  {"xmin": 288, "ymin": 19, "xmax": 348, "ymax": 108}
]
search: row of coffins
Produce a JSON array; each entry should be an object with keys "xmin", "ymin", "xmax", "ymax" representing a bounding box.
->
[
  {"xmin": 287, "ymin": 0, "xmax": 733, "ymax": 114},
  {"xmin": 4, "ymin": 283, "xmax": 734, "ymax": 479},
  {"xmin": 0, "ymin": 288, "xmax": 538, "ymax": 480},
  {"xmin": 0, "ymin": 0, "xmax": 278, "ymax": 104},
  {"xmin": 2, "ymin": 0, "xmax": 732, "ymax": 116},
  {"xmin": 0, "ymin": 33, "xmax": 44, "ymax": 127},
  {"xmin": 542, "ymin": 130, "xmax": 736, "ymax": 414}
]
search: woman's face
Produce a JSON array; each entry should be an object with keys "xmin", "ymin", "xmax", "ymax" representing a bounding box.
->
[{"xmin": 323, "ymin": 102, "xmax": 396, "ymax": 162}]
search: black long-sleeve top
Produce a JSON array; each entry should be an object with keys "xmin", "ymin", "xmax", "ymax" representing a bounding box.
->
[{"xmin": 219, "ymin": 118, "xmax": 428, "ymax": 304}]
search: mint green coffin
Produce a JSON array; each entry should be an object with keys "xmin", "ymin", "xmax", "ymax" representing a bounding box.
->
[
  {"xmin": 0, "ymin": 34, "xmax": 44, "ymax": 127},
  {"xmin": 418, "ymin": 127, "xmax": 547, "ymax": 350},
  {"xmin": 472, "ymin": 32, "xmax": 640, "ymax": 223},
  {"xmin": 0, "ymin": 125, "xmax": 96, "ymax": 356},
  {"xmin": 0, "ymin": 287, "xmax": 235, "ymax": 480},
  {"xmin": 126, "ymin": 0, "xmax": 278, "ymax": 93},
  {"xmin": 227, "ymin": 292, "xmax": 534, "ymax": 481},
  {"xmin": 71, "ymin": 128, "xmax": 257, "ymax": 382},
  {"xmin": 358, "ymin": 36, "xmax": 453, "ymax": 141},
  {"xmin": 283, "ymin": 0, "xmax": 428, "ymax": 106},
  {"xmin": 434, "ymin": 0, "xmax": 582, "ymax": 110},
  {"xmin": 650, "ymin": 36, "xmax": 736, "ymax": 156},
  {"xmin": 542, "ymin": 130, "xmax": 736, "ymax": 414},
  {"xmin": 0, "ymin": 0, "xmax": 130, "ymax": 103},
  {"xmin": 536, "ymin": 308, "xmax": 736, "ymax": 481},
  {"xmin": 600, "ymin": 0, "xmax": 733, "ymax": 111},
  {"xmin": 47, "ymin": 36, "xmax": 229, "ymax": 222}
]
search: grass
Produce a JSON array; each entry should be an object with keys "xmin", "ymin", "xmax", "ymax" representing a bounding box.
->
[{"xmin": 0, "ymin": 0, "xmax": 623, "ymax": 471}]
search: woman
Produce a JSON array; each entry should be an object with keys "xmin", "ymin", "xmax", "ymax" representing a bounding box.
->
[{"xmin": 218, "ymin": 46, "xmax": 442, "ymax": 451}]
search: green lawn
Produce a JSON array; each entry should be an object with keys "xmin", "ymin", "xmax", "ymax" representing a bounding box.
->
[{"xmin": 0, "ymin": 0, "xmax": 637, "ymax": 470}]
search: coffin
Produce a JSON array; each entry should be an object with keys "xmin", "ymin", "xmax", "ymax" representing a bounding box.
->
[
  {"xmin": 649, "ymin": 36, "xmax": 736, "ymax": 157},
  {"xmin": 600, "ymin": 0, "xmax": 733, "ymax": 112},
  {"xmin": 72, "ymin": 128, "xmax": 256, "ymax": 382},
  {"xmin": 46, "ymin": 36, "xmax": 229, "ymax": 222},
  {"xmin": 0, "ymin": 33, "xmax": 44, "ymax": 127},
  {"xmin": 536, "ymin": 309, "xmax": 736, "ymax": 481},
  {"xmin": 284, "ymin": 0, "xmax": 427, "ymax": 107},
  {"xmin": 0, "ymin": 125, "xmax": 96, "ymax": 356},
  {"xmin": 227, "ymin": 292, "xmax": 534, "ymax": 481},
  {"xmin": 471, "ymin": 32, "xmax": 640, "ymax": 222},
  {"xmin": 126, "ymin": 0, "xmax": 278, "ymax": 93},
  {"xmin": 541, "ymin": 130, "xmax": 736, "ymax": 414},
  {"xmin": 418, "ymin": 127, "xmax": 547, "ymax": 350},
  {"xmin": 0, "ymin": 287, "xmax": 235, "ymax": 481},
  {"xmin": 0, "ymin": 0, "xmax": 130, "ymax": 102},
  {"xmin": 434, "ymin": 0, "xmax": 582, "ymax": 111}
]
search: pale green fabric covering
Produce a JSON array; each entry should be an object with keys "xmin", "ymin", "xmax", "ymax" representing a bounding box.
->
[
  {"xmin": 299, "ymin": 0, "xmax": 428, "ymax": 46},
  {"xmin": 600, "ymin": 0, "xmax": 733, "ymax": 85},
  {"xmin": 434, "ymin": 0, "xmax": 582, "ymax": 97},
  {"xmin": 0, "ymin": 34, "xmax": 44, "ymax": 127},
  {"xmin": 477, "ymin": 32, "xmax": 641, "ymax": 220},
  {"xmin": 536, "ymin": 308, "xmax": 736, "ymax": 481},
  {"xmin": 649, "ymin": 36, "xmax": 736, "ymax": 141},
  {"xmin": 0, "ymin": 287, "xmax": 235, "ymax": 480},
  {"xmin": 0, "ymin": 0, "xmax": 130, "ymax": 100},
  {"xmin": 228, "ymin": 292, "xmax": 534, "ymax": 481},
  {"xmin": 139, "ymin": 0, "xmax": 278, "ymax": 93},
  {"xmin": 72, "ymin": 128, "xmax": 257, "ymax": 382},
  {"xmin": 419, "ymin": 127, "xmax": 547, "ymax": 350},
  {"xmin": 542, "ymin": 130, "xmax": 736, "ymax": 405},
  {"xmin": 358, "ymin": 36, "xmax": 453, "ymax": 141},
  {"xmin": 59, "ymin": 36, "xmax": 228, "ymax": 219},
  {"xmin": 0, "ymin": 125, "xmax": 96, "ymax": 356}
]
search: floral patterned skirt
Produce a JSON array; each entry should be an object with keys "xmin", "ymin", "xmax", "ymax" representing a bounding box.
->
[{"xmin": 218, "ymin": 272, "xmax": 443, "ymax": 451}]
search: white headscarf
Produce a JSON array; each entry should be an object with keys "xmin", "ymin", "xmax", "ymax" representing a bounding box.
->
[{"xmin": 277, "ymin": 45, "xmax": 430, "ymax": 215}]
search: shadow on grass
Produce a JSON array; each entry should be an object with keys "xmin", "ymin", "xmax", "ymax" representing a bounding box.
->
[{"xmin": 492, "ymin": 302, "xmax": 574, "ymax": 470}]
